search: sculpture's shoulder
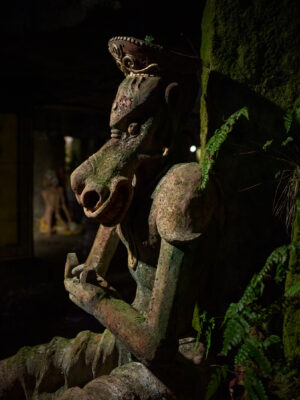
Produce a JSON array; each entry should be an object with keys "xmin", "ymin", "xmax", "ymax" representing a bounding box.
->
[{"xmin": 149, "ymin": 162, "xmax": 218, "ymax": 245}]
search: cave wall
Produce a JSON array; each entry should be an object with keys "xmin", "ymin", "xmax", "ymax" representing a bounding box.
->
[{"xmin": 197, "ymin": 0, "xmax": 300, "ymax": 315}]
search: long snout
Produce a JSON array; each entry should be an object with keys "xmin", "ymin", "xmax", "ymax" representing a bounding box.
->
[
  {"xmin": 71, "ymin": 162, "xmax": 110, "ymax": 212},
  {"xmin": 73, "ymin": 179, "xmax": 110, "ymax": 213},
  {"xmin": 70, "ymin": 152, "xmax": 134, "ymax": 226}
]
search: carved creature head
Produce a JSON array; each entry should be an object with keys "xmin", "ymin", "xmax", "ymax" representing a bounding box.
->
[{"xmin": 71, "ymin": 36, "xmax": 199, "ymax": 226}]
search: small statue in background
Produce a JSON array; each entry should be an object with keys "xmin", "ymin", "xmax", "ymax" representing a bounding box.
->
[{"xmin": 40, "ymin": 169, "xmax": 81, "ymax": 236}]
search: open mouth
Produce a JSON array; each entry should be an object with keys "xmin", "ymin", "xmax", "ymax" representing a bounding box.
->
[{"xmin": 83, "ymin": 177, "xmax": 134, "ymax": 227}]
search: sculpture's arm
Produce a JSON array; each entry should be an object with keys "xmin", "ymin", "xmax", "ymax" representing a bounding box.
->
[
  {"xmin": 85, "ymin": 224, "xmax": 120, "ymax": 274},
  {"xmin": 64, "ymin": 238, "xmax": 184, "ymax": 364},
  {"xmin": 66, "ymin": 224, "xmax": 120, "ymax": 278},
  {"xmin": 146, "ymin": 239, "xmax": 183, "ymax": 341}
]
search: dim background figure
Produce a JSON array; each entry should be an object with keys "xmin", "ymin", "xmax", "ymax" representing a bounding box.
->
[{"xmin": 40, "ymin": 169, "xmax": 81, "ymax": 236}]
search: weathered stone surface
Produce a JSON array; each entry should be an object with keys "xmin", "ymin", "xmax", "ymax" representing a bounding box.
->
[
  {"xmin": 149, "ymin": 162, "xmax": 217, "ymax": 245},
  {"xmin": 197, "ymin": 0, "xmax": 296, "ymax": 319},
  {"xmin": 201, "ymin": 0, "xmax": 300, "ymax": 116},
  {"xmin": 56, "ymin": 387, "xmax": 89, "ymax": 400},
  {"xmin": 111, "ymin": 362, "xmax": 176, "ymax": 400},
  {"xmin": 61, "ymin": 35, "xmax": 208, "ymax": 398},
  {"xmin": 84, "ymin": 375, "xmax": 136, "ymax": 400},
  {"xmin": 56, "ymin": 362, "xmax": 175, "ymax": 400},
  {"xmin": 0, "ymin": 330, "xmax": 118, "ymax": 400},
  {"xmin": 64, "ymin": 36, "xmax": 205, "ymax": 370},
  {"xmin": 178, "ymin": 337, "xmax": 205, "ymax": 365}
]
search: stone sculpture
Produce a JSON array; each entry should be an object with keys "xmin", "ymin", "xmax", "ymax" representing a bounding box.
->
[
  {"xmin": 40, "ymin": 169, "xmax": 81, "ymax": 236},
  {"xmin": 0, "ymin": 37, "xmax": 218, "ymax": 399}
]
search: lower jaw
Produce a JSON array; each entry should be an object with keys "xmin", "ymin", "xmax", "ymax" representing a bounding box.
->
[
  {"xmin": 92, "ymin": 192, "xmax": 133, "ymax": 227},
  {"xmin": 97, "ymin": 209, "xmax": 124, "ymax": 227}
]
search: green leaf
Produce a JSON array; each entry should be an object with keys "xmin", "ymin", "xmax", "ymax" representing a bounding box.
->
[
  {"xmin": 192, "ymin": 304, "xmax": 205, "ymax": 333},
  {"xmin": 262, "ymin": 139, "xmax": 273, "ymax": 151},
  {"xmin": 205, "ymin": 318, "xmax": 216, "ymax": 359},
  {"xmin": 145, "ymin": 35, "xmax": 155, "ymax": 43},
  {"xmin": 281, "ymin": 136, "xmax": 294, "ymax": 146},
  {"xmin": 284, "ymin": 113, "xmax": 293, "ymax": 133}
]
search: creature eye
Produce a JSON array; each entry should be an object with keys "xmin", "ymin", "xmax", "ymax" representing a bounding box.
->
[{"xmin": 127, "ymin": 122, "xmax": 140, "ymax": 137}]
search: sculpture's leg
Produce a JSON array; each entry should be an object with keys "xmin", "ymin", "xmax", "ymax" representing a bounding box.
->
[
  {"xmin": 0, "ymin": 330, "xmax": 118, "ymax": 400},
  {"xmin": 44, "ymin": 205, "xmax": 54, "ymax": 235},
  {"xmin": 57, "ymin": 362, "xmax": 176, "ymax": 400}
]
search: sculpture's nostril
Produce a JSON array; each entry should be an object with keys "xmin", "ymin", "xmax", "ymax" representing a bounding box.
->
[
  {"xmin": 83, "ymin": 191, "xmax": 100, "ymax": 210},
  {"xmin": 82, "ymin": 187, "xmax": 109, "ymax": 211}
]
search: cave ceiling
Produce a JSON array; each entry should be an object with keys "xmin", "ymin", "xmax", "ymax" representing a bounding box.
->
[{"xmin": 0, "ymin": 1, "xmax": 204, "ymax": 115}]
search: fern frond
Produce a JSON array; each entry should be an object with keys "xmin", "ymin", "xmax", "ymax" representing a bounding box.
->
[
  {"xmin": 276, "ymin": 241, "xmax": 300, "ymax": 285},
  {"xmin": 246, "ymin": 385, "xmax": 260, "ymax": 400},
  {"xmin": 205, "ymin": 317, "xmax": 216, "ymax": 359},
  {"xmin": 199, "ymin": 107, "xmax": 249, "ymax": 190},
  {"xmin": 238, "ymin": 245, "xmax": 289, "ymax": 309},
  {"xmin": 222, "ymin": 316, "xmax": 250, "ymax": 355},
  {"xmin": 205, "ymin": 365, "xmax": 228, "ymax": 400},
  {"xmin": 284, "ymin": 113, "xmax": 293, "ymax": 133},
  {"xmin": 263, "ymin": 335, "xmax": 281, "ymax": 349},
  {"xmin": 235, "ymin": 342, "xmax": 251, "ymax": 366},
  {"xmin": 245, "ymin": 369, "xmax": 268, "ymax": 400},
  {"xmin": 285, "ymin": 280, "xmax": 300, "ymax": 297},
  {"xmin": 244, "ymin": 339, "xmax": 272, "ymax": 377},
  {"xmin": 223, "ymin": 303, "xmax": 240, "ymax": 322},
  {"xmin": 222, "ymin": 244, "xmax": 290, "ymax": 359}
]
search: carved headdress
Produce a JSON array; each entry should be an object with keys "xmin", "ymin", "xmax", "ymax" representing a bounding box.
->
[{"xmin": 108, "ymin": 36, "xmax": 200, "ymax": 78}]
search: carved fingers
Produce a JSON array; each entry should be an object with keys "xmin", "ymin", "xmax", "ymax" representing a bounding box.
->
[
  {"xmin": 65, "ymin": 252, "xmax": 80, "ymax": 278},
  {"xmin": 65, "ymin": 252, "xmax": 121, "ymax": 317}
]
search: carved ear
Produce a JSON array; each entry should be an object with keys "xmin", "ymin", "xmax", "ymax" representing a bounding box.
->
[{"xmin": 165, "ymin": 82, "xmax": 180, "ymax": 109}]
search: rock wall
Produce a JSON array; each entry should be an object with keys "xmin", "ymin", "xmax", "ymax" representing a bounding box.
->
[{"xmin": 197, "ymin": 0, "xmax": 299, "ymax": 317}]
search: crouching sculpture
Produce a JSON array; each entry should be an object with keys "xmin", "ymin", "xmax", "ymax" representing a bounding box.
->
[{"xmin": 0, "ymin": 37, "xmax": 218, "ymax": 399}]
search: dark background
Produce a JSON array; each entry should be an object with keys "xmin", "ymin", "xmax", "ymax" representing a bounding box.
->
[{"xmin": 0, "ymin": 0, "xmax": 204, "ymax": 359}]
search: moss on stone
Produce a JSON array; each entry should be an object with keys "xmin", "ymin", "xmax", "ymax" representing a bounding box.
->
[
  {"xmin": 283, "ymin": 196, "xmax": 300, "ymax": 366},
  {"xmin": 199, "ymin": 0, "xmax": 300, "ymax": 359},
  {"xmin": 199, "ymin": 0, "xmax": 215, "ymax": 152},
  {"xmin": 200, "ymin": 0, "xmax": 300, "ymax": 135},
  {"xmin": 106, "ymin": 297, "xmax": 146, "ymax": 325}
]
